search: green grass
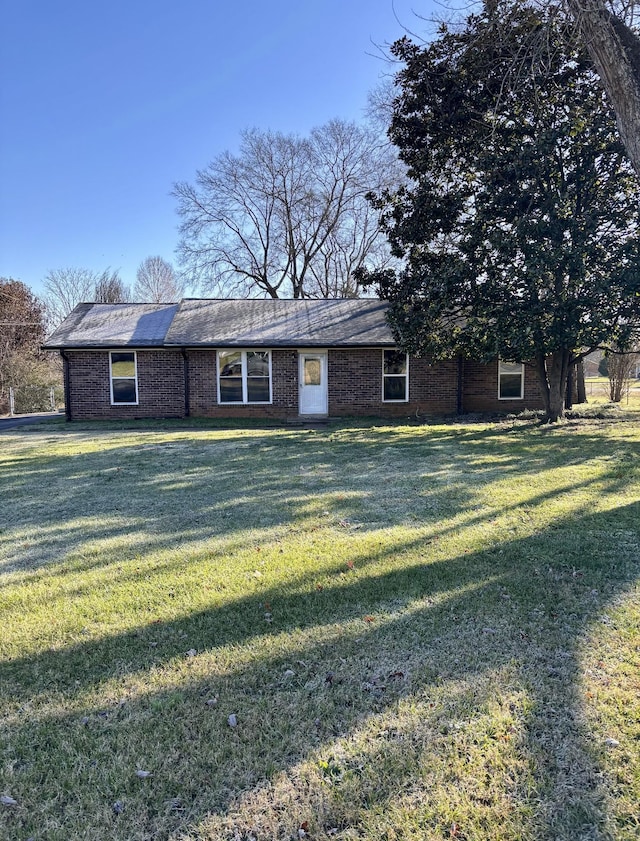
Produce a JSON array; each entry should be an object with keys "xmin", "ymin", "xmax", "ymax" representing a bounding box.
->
[{"xmin": 1, "ymin": 417, "xmax": 639, "ymax": 840}]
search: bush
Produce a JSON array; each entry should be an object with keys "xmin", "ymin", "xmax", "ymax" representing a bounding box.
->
[
  {"xmin": 1, "ymin": 353, "xmax": 63, "ymax": 415},
  {"xmin": 10, "ymin": 385, "xmax": 57, "ymax": 414},
  {"xmin": 606, "ymin": 350, "xmax": 639, "ymax": 401}
]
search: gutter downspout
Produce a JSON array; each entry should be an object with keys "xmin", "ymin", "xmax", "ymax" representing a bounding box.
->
[
  {"xmin": 456, "ymin": 355, "xmax": 464, "ymax": 415},
  {"xmin": 181, "ymin": 348, "xmax": 190, "ymax": 418},
  {"xmin": 61, "ymin": 351, "xmax": 72, "ymax": 421}
]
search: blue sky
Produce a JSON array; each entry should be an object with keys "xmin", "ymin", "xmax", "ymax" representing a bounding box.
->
[{"xmin": 0, "ymin": 0, "xmax": 437, "ymax": 297}]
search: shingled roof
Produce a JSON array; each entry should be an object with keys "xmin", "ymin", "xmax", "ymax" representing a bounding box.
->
[
  {"xmin": 42, "ymin": 303, "xmax": 181, "ymax": 349},
  {"xmin": 43, "ymin": 298, "xmax": 395, "ymax": 349}
]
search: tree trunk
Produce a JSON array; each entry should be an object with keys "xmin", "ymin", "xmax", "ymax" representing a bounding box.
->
[
  {"xmin": 568, "ymin": 0, "xmax": 640, "ymax": 178},
  {"xmin": 535, "ymin": 349, "xmax": 572, "ymax": 422},
  {"xmin": 565, "ymin": 363, "xmax": 574, "ymax": 409},
  {"xmin": 547, "ymin": 374, "xmax": 567, "ymax": 423},
  {"xmin": 576, "ymin": 359, "xmax": 587, "ymax": 404}
]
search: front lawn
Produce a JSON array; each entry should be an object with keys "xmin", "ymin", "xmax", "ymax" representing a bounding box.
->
[{"xmin": 1, "ymin": 418, "xmax": 639, "ymax": 840}]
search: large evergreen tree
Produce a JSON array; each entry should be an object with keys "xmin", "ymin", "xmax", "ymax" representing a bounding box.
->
[{"xmin": 361, "ymin": 1, "xmax": 640, "ymax": 421}]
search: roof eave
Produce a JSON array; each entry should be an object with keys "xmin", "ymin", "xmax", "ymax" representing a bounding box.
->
[
  {"xmin": 163, "ymin": 341, "xmax": 397, "ymax": 348},
  {"xmin": 42, "ymin": 343, "xmax": 168, "ymax": 351}
]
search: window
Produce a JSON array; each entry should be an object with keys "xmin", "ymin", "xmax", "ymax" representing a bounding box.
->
[
  {"xmin": 218, "ymin": 350, "xmax": 271, "ymax": 404},
  {"xmin": 303, "ymin": 357, "xmax": 321, "ymax": 385},
  {"xmin": 110, "ymin": 351, "xmax": 138, "ymax": 404},
  {"xmin": 383, "ymin": 349, "xmax": 409, "ymax": 402},
  {"xmin": 498, "ymin": 360, "xmax": 524, "ymax": 399}
]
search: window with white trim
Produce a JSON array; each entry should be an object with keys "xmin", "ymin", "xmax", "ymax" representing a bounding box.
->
[
  {"xmin": 218, "ymin": 350, "xmax": 272, "ymax": 404},
  {"xmin": 110, "ymin": 351, "xmax": 138, "ymax": 404},
  {"xmin": 498, "ymin": 360, "xmax": 524, "ymax": 399},
  {"xmin": 383, "ymin": 349, "xmax": 409, "ymax": 402}
]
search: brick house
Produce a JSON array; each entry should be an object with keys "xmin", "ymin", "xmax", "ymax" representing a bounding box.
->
[{"xmin": 42, "ymin": 298, "xmax": 544, "ymax": 421}]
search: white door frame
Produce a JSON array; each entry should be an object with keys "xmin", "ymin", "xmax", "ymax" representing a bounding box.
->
[{"xmin": 298, "ymin": 351, "xmax": 328, "ymax": 415}]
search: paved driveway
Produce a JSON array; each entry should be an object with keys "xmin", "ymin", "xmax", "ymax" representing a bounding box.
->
[{"xmin": 0, "ymin": 413, "xmax": 63, "ymax": 431}]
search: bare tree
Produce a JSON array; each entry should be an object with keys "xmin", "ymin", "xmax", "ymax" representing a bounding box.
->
[
  {"xmin": 94, "ymin": 270, "xmax": 130, "ymax": 303},
  {"xmin": 134, "ymin": 256, "xmax": 185, "ymax": 302},
  {"xmin": 173, "ymin": 119, "xmax": 400, "ymax": 299},
  {"xmin": 44, "ymin": 267, "xmax": 132, "ymax": 326},
  {"xmin": 307, "ymin": 197, "xmax": 391, "ymax": 298},
  {"xmin": 43, "ymin": 268, "xmax": 96, "ymax": 327},
  {"xmin": 605, "ymin": 347, "xmax": 640, "ymax": 401}
]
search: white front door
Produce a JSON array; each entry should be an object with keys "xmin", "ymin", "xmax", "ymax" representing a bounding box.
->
[{"xmin": 299, "ymin": 352, "xmax": 328, "ymax": 415}]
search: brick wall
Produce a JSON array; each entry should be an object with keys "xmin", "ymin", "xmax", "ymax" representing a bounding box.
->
[
  {"xmin": 189, "ymin": 348, "xmax": 461, "ymax": 419},
  {"xmin": 65, "ymin": 350, "xmax": 185, "ymax": 420},
  {"xmin": 188, "ymin": 349, "xmax": 300, "ymax": 419},
  {"xmin": 63, "ymin": 348, "xmax": 546, "ymax": 421},
  {"xmin": 328, "ymin": 349, "xmax": 459, "ymax": 417},
  {"xmin": 461, "ymin": 358, "xmax": 544, "ymax": 412}
]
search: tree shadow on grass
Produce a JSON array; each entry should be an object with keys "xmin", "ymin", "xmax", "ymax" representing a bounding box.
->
[
  {"xmin": 1, "ymin": 496, "xmax": 638, "ymax": 840},
  {"xmin": 2, "ymin": 420, "xmax": 635, "ymax": 577}
]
